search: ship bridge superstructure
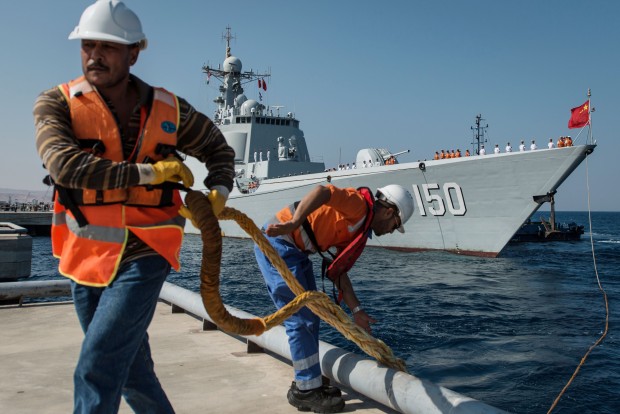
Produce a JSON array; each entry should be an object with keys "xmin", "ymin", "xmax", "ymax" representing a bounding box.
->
[{"xmin": 202, "ymin": 27, "xmax": 324, "ymax": 185}]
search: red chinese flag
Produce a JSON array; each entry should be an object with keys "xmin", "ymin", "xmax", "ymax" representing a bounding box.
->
[
  {"xmin": 568, "ymin": 100, "xmax": 590, "ymax": 129},
  {"xmin": 258, "ymin": 79, "xmax": 262, "ymax": 89},
  {"xmin": 262, "ymin": 79, "xmax": 267, "ymax": 91}
]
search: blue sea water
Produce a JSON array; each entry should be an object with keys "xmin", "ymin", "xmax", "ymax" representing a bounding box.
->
[{"xmin": 29, "ymin": 211, "xmax": 619, "ymax": 413}]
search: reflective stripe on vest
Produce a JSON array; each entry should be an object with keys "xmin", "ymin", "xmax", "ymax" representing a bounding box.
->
[
  {"xmin": 52, "ymin": 76, "xmax": 184, "ymax": 286},
  {"xmin": 64, "ymin": 212, "xmax": 126, "ymax": 243}
]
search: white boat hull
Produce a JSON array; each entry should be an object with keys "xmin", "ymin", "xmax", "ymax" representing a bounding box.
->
[{"xmin": 185, "ymin": 145, "xmax": 595, "ymax": 257}]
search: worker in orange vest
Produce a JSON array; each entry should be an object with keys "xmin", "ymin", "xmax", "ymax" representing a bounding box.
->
[{"xmin": 34, "ymin": 1, "xmax": 234, "ymax": 411}]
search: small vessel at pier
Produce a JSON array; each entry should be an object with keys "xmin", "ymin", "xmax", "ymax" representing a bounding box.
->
[{"xmin": 510, "ymin": 192, "xmax": 585, "ymax": 243}]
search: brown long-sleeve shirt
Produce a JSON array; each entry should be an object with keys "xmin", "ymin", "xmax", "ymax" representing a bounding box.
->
[
  {"xmin": 34, "ymin": 74, "xmax": 234, "ymax": 191},
  {"xmin": 34, "ymin": 74, "xmax": 235, "ymax": 264}
]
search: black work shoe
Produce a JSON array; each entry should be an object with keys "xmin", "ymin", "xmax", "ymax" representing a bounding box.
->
[
  {"xmin": 292, "ymin": 381, "xmax": 342, "ymax": 398},
  {"xmin": 321, "ymin": 378, "xmax": 342, "ymax": 398},
  {"xmin": 287, "ymin": 384, "xmax": 345, "ymax": 413}
]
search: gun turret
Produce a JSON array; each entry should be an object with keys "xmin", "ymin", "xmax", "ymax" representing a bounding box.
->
[{"xmin": 389, "ymin": 149, "xmax": 410, "ymax": 158}]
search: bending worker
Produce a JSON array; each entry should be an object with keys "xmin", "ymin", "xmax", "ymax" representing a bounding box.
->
[
  {"xmin": 33, "ymin": 1, "xmax": 234, "ymax": 412},
  {"xmin": 254, "ymin": 184, "xmax": 414, "ymax": 413}
]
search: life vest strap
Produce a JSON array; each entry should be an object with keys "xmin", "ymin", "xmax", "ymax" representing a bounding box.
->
[
  {"xmin": 294, "ymin": 200, "xmax": 341, "ymax": 302},
  {"xmin": 77, "ymin": 138, "xmax": 107, "ymax": 156},
  {"xmin": 55, "ymin": 185, "xmax": 89, "ymax": 228}
]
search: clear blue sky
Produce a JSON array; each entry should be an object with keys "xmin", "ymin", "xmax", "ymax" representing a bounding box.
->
[{"xmin": 1, "ymin": 1, "xmax": 618, "ymax": 211}]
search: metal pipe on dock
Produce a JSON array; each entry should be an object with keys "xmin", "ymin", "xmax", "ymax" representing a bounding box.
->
[
  {"xmin": 159, "ymin": 282, "xmax": 507, "ymax": 414},
  {"xmin": 0, "ymin": 279, "xmax": 71, "ymax": 301}
]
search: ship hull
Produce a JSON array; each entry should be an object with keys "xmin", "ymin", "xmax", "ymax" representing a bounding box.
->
[{"xmin": 186, "ymin": 145, "xmax": 594, "ymax": 257}]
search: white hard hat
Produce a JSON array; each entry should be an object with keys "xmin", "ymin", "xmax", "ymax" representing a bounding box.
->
[
  {"xmin": 69, "ymin": 0, "xmax": 147, "ymax": 50},
  {"xmin": 376, "ymin": 184, "xmax": 414, "ymax": 233}
]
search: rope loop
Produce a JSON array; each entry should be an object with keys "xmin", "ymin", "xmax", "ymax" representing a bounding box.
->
[{"xmin": 185, "ymin": 190, "xmax": 407, "ymax": 372}]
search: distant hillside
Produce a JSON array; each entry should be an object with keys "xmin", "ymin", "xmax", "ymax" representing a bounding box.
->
[{"xmin": 0, "ymin": 188, "xmax": 53, "ymax": 203}]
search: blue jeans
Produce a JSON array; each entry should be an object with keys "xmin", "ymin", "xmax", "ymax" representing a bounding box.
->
[
  {"xmin": 71, "ymin": 255, "xmax": 174, "ymax": 414},
  {"xmin": 254, "ymin": 235, "xmax": 323, "ymax": 391}
]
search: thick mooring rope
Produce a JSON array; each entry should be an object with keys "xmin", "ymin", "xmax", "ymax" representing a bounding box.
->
[
  {"xmin": 185, "ymin": 190, "xmax": 407, "ymax": 372},
  {"xmin": 547, "ymin": 152, "xmax": 609, "ymax": 413}
]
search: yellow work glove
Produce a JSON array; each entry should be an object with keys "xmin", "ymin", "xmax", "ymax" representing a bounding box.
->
[
  {"xmin": 207, "ymin": 188, "xmax": 227, "ymax": 216},
  {"xmin": 179, "ymin": 186, "xmax": 228, "ymax": 226},
  {"xmin": 179, "ymin": 205, "xmax": 199, "ymax": 228},
  {"xmin": 150, "ymin": 157, "xmax": 194, "ymax": 188}
]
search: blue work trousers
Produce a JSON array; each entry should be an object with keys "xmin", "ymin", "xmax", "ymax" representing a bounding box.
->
[
  {"xmin": 254, "ymin": 235, "xmax": 323, "ymax": 391},
  {"xmin": 71, "ymin": 255, "xmax": 175, "ymax": 414}
]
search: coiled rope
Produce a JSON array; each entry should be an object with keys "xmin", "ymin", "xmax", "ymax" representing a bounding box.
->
[{"xmin": 184, "ymin": 190, "xmax": 407, "ymax": 372}]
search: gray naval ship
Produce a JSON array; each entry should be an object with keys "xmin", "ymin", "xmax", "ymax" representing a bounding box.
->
[{"xmin": 185, "ymin": 27, "xmax": 596, "ymax": 257}]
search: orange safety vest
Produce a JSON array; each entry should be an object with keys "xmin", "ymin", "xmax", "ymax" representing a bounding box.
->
[
  {"xmin": 322, "ymin": 188, "xmax": 374, "ymax": 281},
  {"xmin": 51, "ymin": 76, "xmax": 184, "ymax": 287},
  {"xmin": 287, "ymin": 187, "xmax": 374, "ymax": 303}
]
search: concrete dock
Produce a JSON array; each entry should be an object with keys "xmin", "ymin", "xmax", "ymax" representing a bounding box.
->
[
  {"xmin": 0, "ymin": 211, "xmax": 52, "ymax": 236},
  {"xmin": 0, "ymin": 300, "xmax": 395, "ymax": 414}
]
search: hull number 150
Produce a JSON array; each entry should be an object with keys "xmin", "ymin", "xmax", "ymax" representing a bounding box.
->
[{"xmin": 410, "ymin": 183, "xmax": 466, "ymax": 217}]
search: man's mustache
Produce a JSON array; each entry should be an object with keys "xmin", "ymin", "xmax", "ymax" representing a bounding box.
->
[{"xmin": 87, "ymin": 59, "xmax": 108, "ymax": 71}]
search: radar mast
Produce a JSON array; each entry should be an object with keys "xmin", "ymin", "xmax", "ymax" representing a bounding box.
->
[
  {"xmin": 470, "ymin": 114, "xmax": 488, "ymax": 154},
  {"xmin": 223, "ymin": 25, "xmax": 235, "ymax": 58},
  {"xmin": 202, "ymin": 27, "xmax": 271, "ymax": 125}
]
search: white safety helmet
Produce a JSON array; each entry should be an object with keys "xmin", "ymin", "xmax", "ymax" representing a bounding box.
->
[
  {"xmin": 69, "ymin": 0, "xmax": 147, "ymax": 50},
  {"xmin": 375, "ymin": 184, "xmax": 414, "ymax": 233}
]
